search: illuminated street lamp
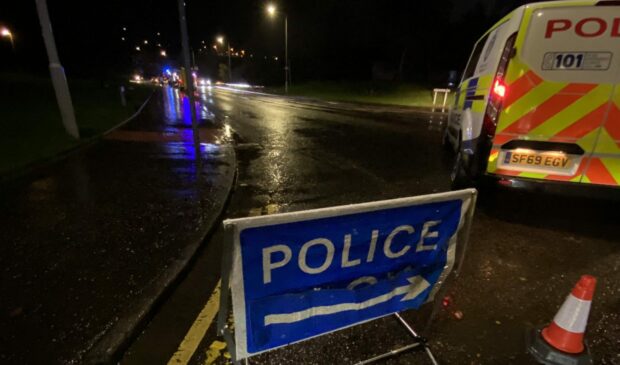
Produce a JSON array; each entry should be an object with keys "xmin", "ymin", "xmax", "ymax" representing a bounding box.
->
[
  {"xmin": 265, "ymin": 3, "xmax": 289, "ymax": 93},
  {"xmin": 1, "ymin": 27, "xmax": 14, "ymax": 50},
  {"xmin": 160, "ymin": 49, "xmax": 167, "ymax": 57},
  {"xmin": 216, "ymin": 35, "xmax": 232, "ymax": 82},
  {"xmin": 266, "ymin": 4, "xmax": 276, "ymax": 16}
]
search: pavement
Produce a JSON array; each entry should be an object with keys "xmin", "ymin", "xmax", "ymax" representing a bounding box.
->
[
  {"xmin": 0, "ymin": 86, "xmax": 235, "ymax": 364},
  {"xmin": 123, "ymin": 87, "xmax": 620, "ymax": 365}
]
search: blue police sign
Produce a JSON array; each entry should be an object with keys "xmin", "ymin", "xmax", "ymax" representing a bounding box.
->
[{"xmin": 222, "ymin": 189, "xmax": 477, "ymax": 360}]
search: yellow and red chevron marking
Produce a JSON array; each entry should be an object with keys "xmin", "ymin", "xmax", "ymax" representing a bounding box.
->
[
  {"xmin": 499, "ymin": 83, "xmax": 599, "ymax": 136},
  {"xmin": 585, "ymin": 158, "xmax": 618, "ymax": 186},
  {"xmin": 550, "ymin": 103, "xmax": 608, "ymax": 142},
  {"xmin": 582, "ymin": 91, "xmax": 620, "ymax": 186},
  {"xmin": 502, "ymin": 70, "xmax": 543, "ymax": 109},
  {"xmin": 487, "ymin": 61, "xmax": 620, "ymax": 186}
]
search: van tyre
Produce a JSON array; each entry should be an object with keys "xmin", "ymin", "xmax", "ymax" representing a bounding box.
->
[
  {"xmin": 450, "ymin": 149, "xmax": 473, "ymax": 190},
  {"xmin": 441, "ymin": 130, "xmax": 453, "ymax": 152}
]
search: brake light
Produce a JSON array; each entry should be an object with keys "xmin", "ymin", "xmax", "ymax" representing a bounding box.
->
[
  {"xmin": 493, "ymin": 80, "xmax": 506, "ymax": 98},
  {"xmin": 482, "ymin": 32, "xmax": 517, "ymax": 137}
]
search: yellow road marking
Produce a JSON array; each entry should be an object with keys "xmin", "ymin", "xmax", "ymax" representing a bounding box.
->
[
  {"xmin": 167, "ymin": 280, "xmax": 221, "ymax": 365},
  {"xmin": 168, "ymin": 206, "xmax": 268, "ymax": 364},
  {"xmin": 203, "ymin": 340, "xmax": 227, "ymax": 365},
  {"xmin": 265, "ymin": 203, "xmax": 278, "ymax": 215}
]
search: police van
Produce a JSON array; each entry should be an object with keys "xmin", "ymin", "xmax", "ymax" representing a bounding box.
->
[{"xmin": 444, "ymin": 0, "xmax": 620, "ymax": 193}]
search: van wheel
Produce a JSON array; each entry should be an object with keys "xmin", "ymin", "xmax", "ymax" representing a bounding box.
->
[
  {"xmin": 451, "ymin": 150, "xmax": 467, "ymax": 189},
  {"xmin": 442, "ymin": 131, "xmax": 453, "ymax": 152},
  {"xmin": 450, "ymin": 141, "xmax": 474, "ymax": 190}
]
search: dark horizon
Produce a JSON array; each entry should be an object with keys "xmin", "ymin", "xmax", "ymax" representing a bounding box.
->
[{"xmin": 1, "ymin": 0, "xmax": 530, "ymax": 84}]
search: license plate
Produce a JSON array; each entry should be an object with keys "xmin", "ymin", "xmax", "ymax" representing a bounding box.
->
[{"xmin": 499, "ymin": 149, "xmax": 580, "ymax": 175}]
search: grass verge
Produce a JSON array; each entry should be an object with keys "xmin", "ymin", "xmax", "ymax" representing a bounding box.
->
[
  {"xmin": 0, "ymin": 73, "xmax": 152, "ymax": 175},
  {"xmin": 269, "ymin": 81, "xmax": 454, "ymax": 108}
]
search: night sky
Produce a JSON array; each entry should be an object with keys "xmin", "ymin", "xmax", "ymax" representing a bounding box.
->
[{"xmin": 1, "ymin": 0, "xmax": 532, "ymax": 84}]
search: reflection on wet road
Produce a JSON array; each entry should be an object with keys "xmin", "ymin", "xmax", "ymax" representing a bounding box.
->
[
  {"xmin": 162, "ymin": 85, "xmax": 215, "ymax": 125},
  {"xmin": 108, "ymin": 86, "xmax": 232, "ymax": 164},
  {"xmin": 209, "ymin": 88, "xmax": 453, "ymax": 213}
]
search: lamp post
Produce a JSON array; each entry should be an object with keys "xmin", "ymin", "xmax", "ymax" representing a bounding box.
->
[
  {"xmin": 1, "ymin": 27, "xmax": 14, "ymax": 50},
  {"xmin": 216, "ymin": 35, "xmax": 232, "ymax": 82},
  {"xmin": 266, "ymin": 4, "xmax": 289, "ymax": 93},
  {"xmin": 35, "ymin": 0, "xmax": 80, "ymax": 139}
]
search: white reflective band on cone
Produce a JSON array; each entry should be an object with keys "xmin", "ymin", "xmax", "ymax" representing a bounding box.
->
[{"xmin": 553, "ymin": 295, "xmax": 591, "ymax": 333}]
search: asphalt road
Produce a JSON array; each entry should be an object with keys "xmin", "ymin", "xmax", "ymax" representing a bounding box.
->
[{"xmin": 123, "ymin": 87, "xmax": 620, "ymax": 365}]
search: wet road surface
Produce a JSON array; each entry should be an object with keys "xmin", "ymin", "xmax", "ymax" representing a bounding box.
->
[
  {"xmin": 0, "ymin": 87, "xmax": 235, "ymax": 364},
  {"xmin": 123, "ymin": 87, "xmax": 620, "ymax": 365}
]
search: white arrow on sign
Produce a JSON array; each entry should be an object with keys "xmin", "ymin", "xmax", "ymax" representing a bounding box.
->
[{"xmin": 264, "ymin": 276, "xmax": 431, "ymax": 326}]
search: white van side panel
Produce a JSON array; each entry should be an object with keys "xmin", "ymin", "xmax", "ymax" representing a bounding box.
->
[
  {"xmin": 448, "ymin": 9, "xmax": 523, "ymax": 149},
  {"xmin": 522, "ymin": 6, "xmax": 620, "ymax": 84}
]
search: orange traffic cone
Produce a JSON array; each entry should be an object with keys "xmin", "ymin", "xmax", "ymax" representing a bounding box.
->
[
  {"xmin": 527, "ymin": 275, "xmax": 596, "ymax": 365},
  {"xmin": 542, "ymin": 275, "xmax": 596, "ymax": 353}
]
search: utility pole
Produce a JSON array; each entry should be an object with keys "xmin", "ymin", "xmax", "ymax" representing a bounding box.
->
[
  {"xmin": 35, "ymin": 0, "xmax": 80, "ymax": 139},
  {"xmin": 227, "ymin": 41, "xmax": 232, "ymax": 82},
  {"xmin": 284, "ymin": 15, "xmax": 289, "ymax": 93},
  {"xmin": 177, "ymin": 0, "xmax": 201, "ymax": 162}
]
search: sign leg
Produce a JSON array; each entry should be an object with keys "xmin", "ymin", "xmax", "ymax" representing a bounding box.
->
[
  {"xmin": 354, "ymin": 343, "xmax": 422, "ymax": 365},
  {"xmin": 354, "ymin": 313, "xmax": 439, "ymax": 365},
  {"xmin": 218, "ymin": 225, "xmax": 238, "ymax": 361},
  {"xmin": 394, "ymin": 313, "xmax": 439, "ymax": 365}
]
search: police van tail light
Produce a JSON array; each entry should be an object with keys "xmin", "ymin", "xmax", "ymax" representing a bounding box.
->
[
  {"xmin": 493, "ymin": 79, "xmax": 506, "ymax": 99},
  {"xmin": 482, "ymin": 32, "xmax": 517, "ymax": 138}
]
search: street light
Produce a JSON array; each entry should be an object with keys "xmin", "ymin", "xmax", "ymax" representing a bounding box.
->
[
  {"xmin": 216, "ymin": 35, "xmax": 232, "ymax": 82},
  {"xmin": 266, "ymin": 4, "xmax": 276, "ymax": 16},
  {"xmin": 1, "ymin": 27, "xmax": 14, "ymax": 50},
  {"xmin": 265, "ymin": 3, "xmax": 289, "ymax": 93},
  {"xmin": 160, "ymin": 49, "xmax": 167, "ymax": 57}
]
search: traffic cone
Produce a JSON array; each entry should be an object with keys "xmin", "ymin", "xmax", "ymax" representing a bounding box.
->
[{"xmin": 527, "ymin": 275, "xmax": 596, "ymax": 365}]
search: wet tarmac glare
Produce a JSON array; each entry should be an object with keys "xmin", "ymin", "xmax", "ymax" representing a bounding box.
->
[
  {"xmin": 0, "ymin": 86, "xmax": 235, "ymax": 364},
  {"xmin": 125, "ymin": 87, "xmax": 620, "ymax": 365}
]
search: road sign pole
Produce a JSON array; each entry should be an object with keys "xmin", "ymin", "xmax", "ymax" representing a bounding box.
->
[
  {"xmin": 218, "ymin": 225, "xmax": 237, "ymax": 362},
  {"xmin": 35, "ymin": 0, "xmax": 80, "ymax": 139},
  {"xmin": 176, "ymin": 0, "xmax": 201, "ymax": 163}
]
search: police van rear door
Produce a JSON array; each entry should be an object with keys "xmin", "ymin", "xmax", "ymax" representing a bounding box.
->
[{"xmin": 492, "ymin": 2, "xmax": 620, "ymax": 186}]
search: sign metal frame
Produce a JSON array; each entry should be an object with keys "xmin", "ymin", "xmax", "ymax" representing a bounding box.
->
[{"xmin": 218, "ymin": 189, "xmax": 477, "ymax": 363}]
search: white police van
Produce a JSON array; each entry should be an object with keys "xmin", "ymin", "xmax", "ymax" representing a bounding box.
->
[{"xmin": 445, "ymin": 0, "xmax": 620, "ymax": 193}]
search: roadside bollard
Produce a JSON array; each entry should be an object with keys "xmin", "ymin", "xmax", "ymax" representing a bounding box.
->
[
  {"xmin": 120, "ymin": 85, "xmax": 127, "ymax": 107},
  {"xmin": 432, "ymin": 88, "xmax": 450, "ymax": 113}
]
